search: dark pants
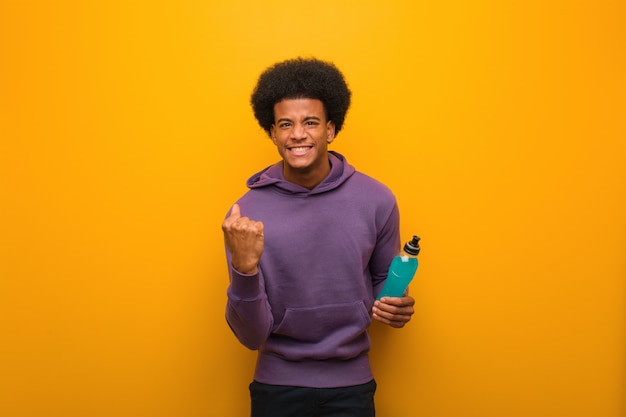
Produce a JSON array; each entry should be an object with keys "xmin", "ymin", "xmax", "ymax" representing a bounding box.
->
[{"xmin": 249, "ymin": 380, "xmax": 377, "ymax": 417}]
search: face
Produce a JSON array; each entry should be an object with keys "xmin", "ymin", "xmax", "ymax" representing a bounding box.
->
[{"xmin": 270, "ymin": 98, "xmax": 336, "ymax": 189}]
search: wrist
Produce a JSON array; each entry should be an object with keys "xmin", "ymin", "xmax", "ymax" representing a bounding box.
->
[{"xmin": 231, "ymin": 261, "xmax": 258, "ymax": 275}]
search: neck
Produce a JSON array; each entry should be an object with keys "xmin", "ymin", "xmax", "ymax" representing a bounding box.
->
[{"xmin": 283, "ymin": 160, "xmax": 331, "ymax": 190}]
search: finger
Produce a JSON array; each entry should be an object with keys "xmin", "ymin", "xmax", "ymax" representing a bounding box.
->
[
  {"xmin": 253, "ymin": 221, "xmax": 265, "ymax": 237},
  {"xmin": 372, "ymin": 311, "xmax": 409, "ymax": 328},
  {"xmin": 373, "ymin": 303, "xmax": 411, "ymax": 319},
  {"xmin": 378, "ymin": 296, "xmax": 415, "ymax": 307},
  {"xmin": 239, "ymin": 220, "xmax": 264, "ymax": 238},
  {"xmin": 222, "ymin": 203, "xmax": 242, "ymax": 230},
  {"xmin": 229, "ymin": 203, "xmax": 241, "ymax": 219},
  {"xmin": 373, "ymin": 300, "xmax": 414, "ymax": 319}
]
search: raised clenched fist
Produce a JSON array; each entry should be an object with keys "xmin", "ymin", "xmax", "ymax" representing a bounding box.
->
[{"xmin": 221, "ymin": 203, "xmax": 264, "ymax": 274}]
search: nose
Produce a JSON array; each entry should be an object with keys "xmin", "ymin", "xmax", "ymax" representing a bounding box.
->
[{"xmin": 291, "ymin": 123, "xmax": 306, "ymax": 140}]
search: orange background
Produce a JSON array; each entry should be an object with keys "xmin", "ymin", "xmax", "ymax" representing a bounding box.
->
[{"xmin": 1, "ymin": 1, "xmax": 625, "ymax": 416}]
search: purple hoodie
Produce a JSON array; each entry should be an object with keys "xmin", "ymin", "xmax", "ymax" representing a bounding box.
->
[{"xmin": 225, "ymin": 151, "xmax": 400, "ymax": 388}]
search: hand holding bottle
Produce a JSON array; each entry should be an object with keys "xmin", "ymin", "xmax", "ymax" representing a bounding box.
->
[{"xmin": 372, "ymin": 295, "xmax": 415, "ymax": 328}]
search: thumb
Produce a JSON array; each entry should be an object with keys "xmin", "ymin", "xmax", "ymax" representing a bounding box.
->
[{"xmin": 229, "ymin": 203, "xmax": 241, "ymax": 219}]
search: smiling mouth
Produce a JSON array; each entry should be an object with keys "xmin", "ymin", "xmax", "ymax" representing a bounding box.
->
[{"xmin": 288, "ymin": 146, "xmax": 313, "ymax": 155}]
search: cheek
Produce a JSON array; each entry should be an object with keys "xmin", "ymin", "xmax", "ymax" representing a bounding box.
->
[{"xmin": 273, "ymin": 135, "xmax": 286, "ymax": 147}]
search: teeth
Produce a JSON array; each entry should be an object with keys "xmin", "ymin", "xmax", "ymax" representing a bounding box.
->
[{"xmin": 290, "ymin": 146, "xmax": 311, "ymax": 152}]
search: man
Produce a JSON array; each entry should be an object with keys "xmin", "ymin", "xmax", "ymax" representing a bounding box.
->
[{"xmin": 222, "ymin": 57, "xmax": 415, "ymax": 417}]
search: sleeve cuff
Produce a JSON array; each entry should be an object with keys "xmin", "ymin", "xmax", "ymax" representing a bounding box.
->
[{"xmin": 229, "ymin": 267, "xmax": 261, "ymax": 299}]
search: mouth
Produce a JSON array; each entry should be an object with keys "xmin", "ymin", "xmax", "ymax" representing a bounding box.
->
[{"xmin": 287, "ymin": 145, "xmax": 313, "ymax": 155}]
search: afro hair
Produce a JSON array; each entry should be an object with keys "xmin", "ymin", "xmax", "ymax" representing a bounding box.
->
[{"xmin": 250, "ymin": 57, "xmax": 352, "ymax": 137}]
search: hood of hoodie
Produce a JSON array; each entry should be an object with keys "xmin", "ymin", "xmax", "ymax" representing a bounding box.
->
[{"xmin": 246, "ymin": 151, "xmax": 356, "ymax": 196}]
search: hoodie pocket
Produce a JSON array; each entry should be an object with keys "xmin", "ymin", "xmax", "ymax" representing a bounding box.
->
[{"xmin": 269, "ymin": 300, "xmax": 371, "ymax": 360}]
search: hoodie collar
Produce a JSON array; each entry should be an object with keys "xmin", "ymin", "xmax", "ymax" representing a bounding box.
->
[{"xmin": 246, "ymin": 151, "xmax": 356, "ymax": 196}]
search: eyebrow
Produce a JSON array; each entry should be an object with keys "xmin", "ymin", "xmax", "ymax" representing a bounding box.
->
[{"xmin": 276, "ymin": 116, "xmax": 322, "ymax": 123}]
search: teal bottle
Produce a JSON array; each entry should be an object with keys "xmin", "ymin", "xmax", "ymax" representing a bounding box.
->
[{"xmin": 376, "ymin": 236, "xmax": 421, "ymax": 299}]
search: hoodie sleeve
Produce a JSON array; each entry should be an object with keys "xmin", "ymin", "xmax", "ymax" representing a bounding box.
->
[
  {"xmin": 225, "ymin": 261, "xmax": 273, "ymax": 350},
  {"xmin": 369, "ymin": 201, "xmax": 401, "ymax": 296}
]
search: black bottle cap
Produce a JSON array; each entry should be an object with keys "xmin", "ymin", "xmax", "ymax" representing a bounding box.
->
[{"xmin": 404, "ymin": 235, "xmax": 421, "ymax": 256}]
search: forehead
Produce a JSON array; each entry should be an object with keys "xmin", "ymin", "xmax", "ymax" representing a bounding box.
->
[{"xmin": 273, "ymin": 98, "xmax": 326, "ymax": 120}]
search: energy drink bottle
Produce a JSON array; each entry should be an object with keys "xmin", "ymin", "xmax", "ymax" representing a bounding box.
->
[{"xmin": 376, "ymin": 236, "xmax": 421, "ymax": 299}]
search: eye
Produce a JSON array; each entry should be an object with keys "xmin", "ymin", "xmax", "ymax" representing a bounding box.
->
[
  {"xmin": 279, "ymin": 122, "xmax": 292, "ymax": 128},
  {"xmin": 305, "ymin": 121, "xmax": 318, "ymax": 126}
]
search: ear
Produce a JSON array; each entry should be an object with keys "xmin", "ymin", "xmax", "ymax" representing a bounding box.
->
[
  {"xmin": 326, "ymin": 121, "xmax": 336, "ymax": 144},
  {"xmin": 270, "ymin": 125, "xmax": 277, "ymax": 144}
]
